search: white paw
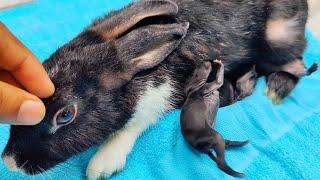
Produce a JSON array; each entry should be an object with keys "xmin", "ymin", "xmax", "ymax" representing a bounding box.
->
[{"xmin": 86, "ymin": 150, "xmax": 127, "ymax": 180}]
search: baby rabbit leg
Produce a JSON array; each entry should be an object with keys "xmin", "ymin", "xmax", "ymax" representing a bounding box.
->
[
  {"xmin": 207, "ymin": 130, "xmax": 245, "ymax": 178},
  {"xmin": 235, "ymin": 66, "xmax": 257, "ymax": 100},
  {"xmin": 225, "ymin": 139, "xmax": 250, "ymax": 149},
  {"xmin": 203, "ymin": 59, "xmax": 224, "ymax": 94}
]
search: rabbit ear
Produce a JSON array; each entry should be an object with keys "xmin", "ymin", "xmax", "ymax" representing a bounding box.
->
[
  {"xmin": 89, "ymin": 0, "xmax": 178, "ymax": 39},
  {"xmin": 99, "ymin": 22, "xmax": 189, "ymax": 89},
  {"xmin": 117, "ymin": 22, "xmax": 189, "ymax": 72}
]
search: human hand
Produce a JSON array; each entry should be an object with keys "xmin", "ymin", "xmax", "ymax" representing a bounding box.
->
[{"xmin": 0, "ymin": 22, "xmax": 55, "ymax": 125}]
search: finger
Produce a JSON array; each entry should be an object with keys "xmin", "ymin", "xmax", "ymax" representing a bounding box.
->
[
  {"xmin": 0, "ymin": 22, "xmax": 55, "ymax": 98},
  {"xmin": 0, "ymin": 69, "xmax": 22, "ymax": 88},
  {"xmin": 0, "ymin": 81, "xmax": 45, "ymax": 125}
]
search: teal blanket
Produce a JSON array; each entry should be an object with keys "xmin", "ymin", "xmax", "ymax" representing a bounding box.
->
[{"xmin": 0, "ymin": 1, "xmax": 319, "ymax": 179}]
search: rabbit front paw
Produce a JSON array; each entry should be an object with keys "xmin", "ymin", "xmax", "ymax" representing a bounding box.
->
[{"xmin": 86, "ymin": 149, "xmax": 127, "ymax": 180}]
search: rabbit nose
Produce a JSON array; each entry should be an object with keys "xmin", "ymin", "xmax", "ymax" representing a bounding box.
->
[
  {"xmin": 2, "ymin": 154, "xmax": 19, "ymax": 172},
  {"xmin": 2, "ymin": 153, "xmax": 29, "ymax": 174}
]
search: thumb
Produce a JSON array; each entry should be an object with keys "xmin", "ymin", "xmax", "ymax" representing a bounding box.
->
[{"xmin": 0, "ymin": 81, "xmax": 45, "ymax": 125}]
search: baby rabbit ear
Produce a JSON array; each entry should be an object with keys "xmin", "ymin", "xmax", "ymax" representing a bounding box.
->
[
  {"xmin": 99, "ymin": 22, "xmax": 189, "ymax": 89},
  {"xmin": 90, "ymin": 0, "xmax": 178, "ymax": 39}
]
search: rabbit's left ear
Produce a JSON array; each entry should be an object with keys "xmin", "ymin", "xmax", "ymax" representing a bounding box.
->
[
  {"xmin": 90, "ymin": 0, "xmax": 179, "ymax": 39},
  {"xmin": 99, "ymin": 22, "xmax": 189, "ymax": 89}
]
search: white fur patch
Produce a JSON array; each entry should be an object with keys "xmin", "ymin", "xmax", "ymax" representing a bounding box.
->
[
  {"xmin": 2, "ymin": 155, "xmax": 18, "ymax": 172},
  {"xmin": 86, "ymin": 79, "xmax": 174, "ymax": 179},
  {"xmin": 266, "ymin": 17, "xmax": 299, "ymax": 44}
]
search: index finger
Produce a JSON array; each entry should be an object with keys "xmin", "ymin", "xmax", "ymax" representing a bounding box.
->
[{"xmin": 0, "ymin": 22, "xmax": 55, "ymax": 98}]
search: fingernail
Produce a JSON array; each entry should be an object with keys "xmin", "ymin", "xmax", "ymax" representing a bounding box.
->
[{"xmin": 16, "ymin": 100, "xmax": 45, "ymax": 125}]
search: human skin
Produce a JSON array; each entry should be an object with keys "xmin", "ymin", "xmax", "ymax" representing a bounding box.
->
[{"xmin": 0, "ymin": 22, "xmax": 55, "ymax": 125}]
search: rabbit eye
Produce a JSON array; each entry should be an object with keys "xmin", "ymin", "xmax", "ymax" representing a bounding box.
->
[{"xmin": 55, "ymin": 104, "xmax": 77, "ymax": 126}]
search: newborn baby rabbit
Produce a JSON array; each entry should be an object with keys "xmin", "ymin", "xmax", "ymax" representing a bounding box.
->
[
  {"xmin": 266, "ymin": 62, "xmax": 318, "ymax": 104},
  {"xmin": 181, "ymin": 60, "xmax": 249, "ymax": 177},
  {"xmin": 221, "ymin": 62, "xmax": 318, "ymax": 106},
  {"xmin": 220, "ymin": 65, "xmax": 257, "ymax": 107}
]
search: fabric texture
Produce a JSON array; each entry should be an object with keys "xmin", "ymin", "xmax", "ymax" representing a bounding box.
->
[{"xmin": 0, "ymin": 1, "xmax": 319, "ymax": 179}]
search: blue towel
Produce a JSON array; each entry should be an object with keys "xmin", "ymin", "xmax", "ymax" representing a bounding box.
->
[{"xmin": 0, "ymin": 1, "xmax": 319, "ymax": 179}]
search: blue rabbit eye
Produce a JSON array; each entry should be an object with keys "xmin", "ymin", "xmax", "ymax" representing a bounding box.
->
[
  {"xmin": 56, "ymin": 105, "xmax": 77, "ymax": 125},
  {"xmin": 61, "ymin": 111, "xmax": 72, "ymax": 121}
]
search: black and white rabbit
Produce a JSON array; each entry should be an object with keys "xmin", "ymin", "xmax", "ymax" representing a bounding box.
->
[{"xmin": 2, "ymin": 0, "xmax": 311, "ymax": 179}]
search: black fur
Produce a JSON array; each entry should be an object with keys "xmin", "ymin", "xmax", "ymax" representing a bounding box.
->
[{"xmin": 2, "ymin": 0, "xmax": 309, "ymax": 175}]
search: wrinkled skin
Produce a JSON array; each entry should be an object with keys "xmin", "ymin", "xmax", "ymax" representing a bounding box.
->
[{"xmin": 181, "ymin": 60, "xmax": 249, "ymax": 177}]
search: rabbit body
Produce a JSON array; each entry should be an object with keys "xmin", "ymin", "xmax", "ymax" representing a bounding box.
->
[{"xmin": 2, "ymin": 0, "xmax": 308, "ymax": 178}]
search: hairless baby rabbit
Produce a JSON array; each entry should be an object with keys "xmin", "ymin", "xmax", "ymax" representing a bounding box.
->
[
  {"xmin": 2, "ymin": 0, "xmax": 314, "ymax": 179},
  {"xmin": 181, "ymin": 60, "xmax": 249, "ymax": 177}
]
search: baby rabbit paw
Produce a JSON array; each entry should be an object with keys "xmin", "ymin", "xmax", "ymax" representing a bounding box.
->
[{"xmin": 86, "ymin": 147, "xmax": 127, "ymax": 180}]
